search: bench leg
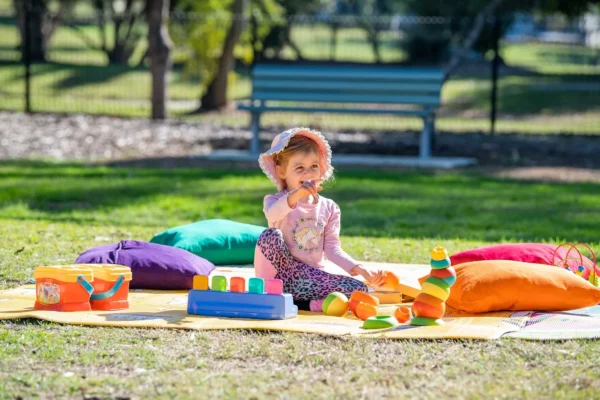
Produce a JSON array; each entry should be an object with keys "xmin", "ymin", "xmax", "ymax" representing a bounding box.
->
[
  {"xmin": 420, "ymin": 116, "xmax": 434, "ymax": 159},
  {"xmin": 250, "ymin": 112, "xmax": 261, "ymax": 156}
]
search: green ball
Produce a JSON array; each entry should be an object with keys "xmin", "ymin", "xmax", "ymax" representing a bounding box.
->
[{"xmin": 322, "ymin": 292, "xmax": 349, "ymax": 317}]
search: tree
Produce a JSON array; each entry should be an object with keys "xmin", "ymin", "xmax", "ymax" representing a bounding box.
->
[
  {"xmin": 253, "ymin": 0, "xmax": 324, "ymax": 61},
  {"xmin": 147, "ymin": 0, "xmax": 173, "ymax": 119},
  {"xmin": 65, "ymin": 0, "xmax": 147, "ymax": 65},
  {"xmin": 337, "ymin": 0, "xmax": 397, "ymax": 63},
  {"xmin": 176, "ymin": 0, "xmax": 326, "ymax": 112},
  {"xmin": 199, "ymin": 0, "xmax": 248, "ymax": 111},
  {"xmin": 247, "ymin": 0, "xmax": 285, "ymax": 62},
  {"xmin": 443, "ymin": 0, "xmax": 507, "ymax": 79},
  {"xmin": 13, "ymin": 0, "xmax": 75, "ymax": 62},
  {"xmin": 172, "ymin": 0, "xmax": 235, "ymax": 111},
  {"xmin": 398, "ymin": 0, "xmax": 599, "ymax": 79}
]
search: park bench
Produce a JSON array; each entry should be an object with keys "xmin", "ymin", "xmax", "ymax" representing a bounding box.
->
[{"xmin": 238, "ymin": 63, "xmax": 445, "ymax": 160}]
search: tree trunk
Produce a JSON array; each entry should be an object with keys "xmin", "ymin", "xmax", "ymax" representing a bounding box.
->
[
  {"xmin": 15, "ymin": 0, "xmax": 48, "ymax": 62},
  {"xmin": 330, "ymin": 23, "xmax": 339, "ymax": 61},
  {"xmin": 147, "ymin": 0, "xmax": 173, "ymax": 120},
  {"xmin": 200, "ymin": 0, "xmax": 247, "ymax": 111},
  {"xmin": 444, "ymin": 0, "xmax": 506, "ymax": 81},
  {"xmin": 107, "ymin": 41, "xmax": 133, "ymax": 64},
  {"xmin": 285, "ymin": 23, "xmax": 304, "ymax": 61},
  {"xmin": 369, "ymin": 30, "xmax": 381, "ymax": 63},
  {"xmin": 251, "ymin": 10, "xmax": 260, "ymax": 64}
]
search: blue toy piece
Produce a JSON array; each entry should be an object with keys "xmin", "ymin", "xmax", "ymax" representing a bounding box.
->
[
  {"xmin": 187, "ymin": 290, "xmax": 298, "ymax": 320},
  {"xmin": 187, "ymin": 275, "xmax": 298, "ymax": 320}
]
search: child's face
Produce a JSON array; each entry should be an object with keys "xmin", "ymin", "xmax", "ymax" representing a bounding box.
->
[{"xmin": 276, "ymin": 151, "xmax": 321, "ymax": 192}]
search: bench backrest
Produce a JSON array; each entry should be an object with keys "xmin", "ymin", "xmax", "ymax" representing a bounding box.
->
[{"xmin": 250, "ymin": 64, "xmax": 444, "ymax": 109}]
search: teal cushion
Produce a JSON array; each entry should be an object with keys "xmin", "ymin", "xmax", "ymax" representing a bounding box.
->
[{"xmin": 150, "ymin": 219, "xmax": 266, "ymax": 265}]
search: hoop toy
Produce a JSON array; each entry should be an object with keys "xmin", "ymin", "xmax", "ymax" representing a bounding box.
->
[{"xmin": 551, "ymin": 243, "xmax": 599, "ymax": 287}]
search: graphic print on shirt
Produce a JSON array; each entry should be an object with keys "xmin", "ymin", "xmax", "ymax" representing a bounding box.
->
[{"xmin": 292, "ymin": 217, "xmax": 324, "ymax": 252}]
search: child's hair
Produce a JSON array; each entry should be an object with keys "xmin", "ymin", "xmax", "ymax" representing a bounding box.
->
[{"xmin": 274, "ymin": 135, "xmax": 320, "ymax": 167}]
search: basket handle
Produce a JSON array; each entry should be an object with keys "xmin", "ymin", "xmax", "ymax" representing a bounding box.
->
[
  {"xmin": 77, "ymin": 275, "xmax": 94, "ymax": 295},
  {"xmin": 90, "ymin": 274, "xmax": 125, "ymax": 301}
]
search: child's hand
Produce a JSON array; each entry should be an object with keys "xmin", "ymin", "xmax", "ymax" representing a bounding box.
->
[
  {"xmin": 299, "ymin": 179, "xmax": 323, "ymax": 197},
  {"xmin": 352, "ymin": 264, "xmax": 386, "ymax": 287},
  {"xmin": 288, "ymin": 179, "xmax": 323, "ymax": 206}
]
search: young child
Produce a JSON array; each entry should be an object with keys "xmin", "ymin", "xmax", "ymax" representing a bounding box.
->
[{"xmin": 254, "ymin": 127, "xmax": 386, "ymax": 311}]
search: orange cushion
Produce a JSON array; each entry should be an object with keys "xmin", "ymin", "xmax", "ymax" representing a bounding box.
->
[{"xmin": 420, "ymin": 260, "xmax": 600, "ymax": 313}]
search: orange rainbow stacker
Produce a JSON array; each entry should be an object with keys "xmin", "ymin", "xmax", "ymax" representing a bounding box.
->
[{"xmin": 411, "ymin": 246, "xmax": 456, "ymax": 326}]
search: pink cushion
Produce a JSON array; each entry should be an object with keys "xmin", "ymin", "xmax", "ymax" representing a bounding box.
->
[{"xmin": 450, "ymin": 243, "xmax": 599, "ymax": 279}]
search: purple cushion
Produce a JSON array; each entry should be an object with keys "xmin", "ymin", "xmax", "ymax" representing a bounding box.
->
[{"xmin": 75, "ymin": 240, "xmax": 215, "ymax": 290}]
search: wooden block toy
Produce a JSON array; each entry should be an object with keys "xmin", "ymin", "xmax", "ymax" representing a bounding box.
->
[
  {"xmin": 187, "ymin": 275, "xmax": 298, "ymax": 320},
  {"xmin": 372, "ymin": 271, "xmax": 421, "ymax": 300},
  {"xmin": 370, "ymin": 291, "xmax": 403, "ymax": 304}
]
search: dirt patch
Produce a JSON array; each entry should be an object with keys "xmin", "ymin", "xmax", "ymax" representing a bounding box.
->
[
  {"xmin": 483, "ymin": 166, "xmax": 600, "ymax": 183},
  {"xmin": 326, "ymin": 130, "xmax": 600, "ymax": 169},
  {"xmin": 2, "ymin": 111, "xmax": 600, "ymax": 183}
]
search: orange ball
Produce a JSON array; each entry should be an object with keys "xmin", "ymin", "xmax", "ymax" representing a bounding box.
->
[
  {"xmin": 348, "ymin": 291, "xmax": 379, "ymax": 315},
  {"xmin": 412, "ymin": 298, "xmax": 445, "ymax": 319},
  {"xmin": 383, "ymin": 272, "xmax": 400, "ymax": 290},
  {"xmin": 356, "ymin": 302, "xmax": 378, "ymax": 321},
  {"xmin": 394, "ymin": 306, "xmax": 411, "ymax": 323}
]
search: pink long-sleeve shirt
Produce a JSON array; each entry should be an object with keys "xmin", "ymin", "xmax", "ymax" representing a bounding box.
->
[{"xmin": 254, "ymin": 191, "xmax": 358, "ymax": 279}]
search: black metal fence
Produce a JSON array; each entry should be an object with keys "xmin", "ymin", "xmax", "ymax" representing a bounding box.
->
[{"xmin": 1, "ymin": 4, "xmax": 599, "ymax": 136}]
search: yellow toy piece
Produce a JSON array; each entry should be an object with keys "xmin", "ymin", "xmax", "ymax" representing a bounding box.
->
[
  {"xmin": 193, "ymin": 275, "xmax": 209, "ymax": 291},
  {"xmin": 430, "ymin": 247, "xmax": 449, "ymax": 261},
  {"xmin": 420, "ymin": 281, "xmax": 450, "ymax": 301}
]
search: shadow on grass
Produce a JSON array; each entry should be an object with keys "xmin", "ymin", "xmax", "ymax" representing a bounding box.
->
[
  {"xmin": 445, "ymin": 76, "xmax": 600, "ymax": 115},
  {"xmin": 535, "ymin": 50, "xmax": 600, "ymax": 67},
  {"xmin": 51, "ymin": 63, "xmax": 146, "ymax": 90},
  {"xmin": 1, "ymin": 159, "xmax": 600, "ymax": 243},
  {"xmin": 0, "ymin": 61, "xmax": 137, "ymax": 89}
]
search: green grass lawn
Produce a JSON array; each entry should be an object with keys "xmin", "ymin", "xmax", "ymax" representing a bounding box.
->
[
  {"xmin": 502, "ymin": 42, "xmax": 600, "ymax": 75},
  {"xmin": 1, "ymin": 160, "xmax": 600, "ymax": 398}
]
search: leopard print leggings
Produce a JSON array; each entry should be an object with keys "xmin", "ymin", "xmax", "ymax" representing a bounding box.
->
[{"xmin": 257, "ymin": 228, "xmax": 368, "ymax": 301}]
